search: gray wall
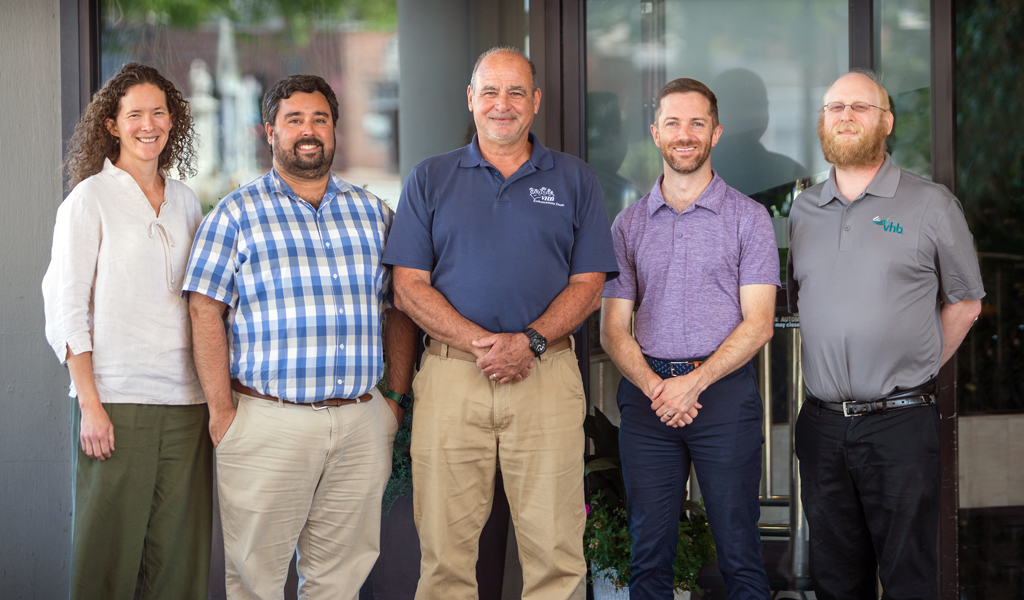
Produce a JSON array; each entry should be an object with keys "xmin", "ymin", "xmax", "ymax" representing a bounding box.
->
[
  {"xmin": 396, "ymin": 0, "xmax": 474, "ymax": 181},
  {"xmin": 0, "ymin": 0, "xmax": 73, "ymax": 597}
]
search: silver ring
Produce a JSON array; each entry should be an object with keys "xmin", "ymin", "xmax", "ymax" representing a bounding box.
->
[
  {"xmin": 665, "ymin": 412, "xmax": 674, "ymax": 418},
  {"xmin": 490, "ymin": 374, "xmax": 497, "ymax": 380}
]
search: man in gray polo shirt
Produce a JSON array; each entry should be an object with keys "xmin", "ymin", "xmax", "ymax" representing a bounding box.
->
[
  {"xmin": 788, "ymin": 71, "xmax": 983, "ymax": 599},
  {"xmin": 602, "ymin": 78, "xmax": 778, "ymax": 600}
]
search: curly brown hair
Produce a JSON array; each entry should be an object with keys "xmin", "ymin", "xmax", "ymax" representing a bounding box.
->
[{"xmin": 63, "ymin": 63, "xmax": 197, "ymax": 190}]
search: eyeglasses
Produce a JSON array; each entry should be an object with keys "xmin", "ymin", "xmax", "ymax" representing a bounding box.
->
[{"xmin": 823, "ymin": 101, "xmax": 889, "ymax": 114}]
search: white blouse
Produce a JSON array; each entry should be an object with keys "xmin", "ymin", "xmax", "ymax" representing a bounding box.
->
[{"xmin": 42, "ymin": 159, "xmax": 205, "ymax": 405}]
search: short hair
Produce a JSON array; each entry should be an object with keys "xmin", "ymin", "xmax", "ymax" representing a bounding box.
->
[
  {"xmin": 470, "ymin": 47, "xmax": 539, "ymax": 93},
  {"xmin": 262, "ymin": 75, "xmax": 340, "ymax": 127},
  {"xmin": 654, "ymin": 78, "xmax": 719, "ymax": 127},
  {"xmin": 823, "ymin": 69, "xmax": 891, "ymax": 111},
  {"xmin": 63, "ymin": 62, "xmax": 196, "ymax": 190}
]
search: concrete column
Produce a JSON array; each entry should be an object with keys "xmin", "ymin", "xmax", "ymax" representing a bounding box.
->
[
  {"xmin": 397, "ymin": 0, "xmax": 474, "ymax": 181},
  {"xmin": 0, "ymin": 0, "xmax": 74, "ymax": 597}
]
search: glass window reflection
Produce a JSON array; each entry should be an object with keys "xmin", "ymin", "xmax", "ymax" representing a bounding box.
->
[{"xmin": 100, "ymin": 1, "xmax": 401, "ymax": 211}]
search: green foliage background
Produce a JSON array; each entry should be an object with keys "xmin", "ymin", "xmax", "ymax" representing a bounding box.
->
[{"xmin": 106, "ymin": 0, "xmax": 397, "ymax": 44}]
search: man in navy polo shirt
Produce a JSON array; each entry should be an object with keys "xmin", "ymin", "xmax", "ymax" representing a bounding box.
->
[
  {"xmin": 601, "ymin": 78, "xmax": 778, "ymax": 599},
  {"xmin": 382, "ymin": 47, "xmax": 618, "ymax": 600}
]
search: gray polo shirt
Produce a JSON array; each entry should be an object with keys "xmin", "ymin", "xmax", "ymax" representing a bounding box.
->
[{"xmin": 787, "ymin": 154, "xmax": 984, "ymax": 402}]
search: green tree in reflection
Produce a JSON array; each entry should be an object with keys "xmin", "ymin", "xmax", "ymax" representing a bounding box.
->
[
  {"xmin": 955, "ymin": 0, "xmax": 1024, "ymax": 415},
  {"xmin": 105, "ymin": 0, "xmax": 396, "ymax": 39}
]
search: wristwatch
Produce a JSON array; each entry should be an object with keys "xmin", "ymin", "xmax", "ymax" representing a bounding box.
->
[
  {"xmin": 385, "ymin": 390, "xmax": 412, "ymax": 410},
  {"xmin": 523, "ymin": 327, "xmax": 547, "ymax": 357}
]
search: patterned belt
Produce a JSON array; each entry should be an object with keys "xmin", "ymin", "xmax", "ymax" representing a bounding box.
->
[
  {"xmin": 645, "ymin": 355, "xmax": 707, "ymax": 378},
  {"xmin": 806, "ymin": 379, "xmax": 937, "ymax": 417}
]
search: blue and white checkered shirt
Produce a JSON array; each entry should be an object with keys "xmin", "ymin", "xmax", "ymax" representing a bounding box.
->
[{"xmin": 183, "ymin": 169, "xmax": 394, "ymax": 402}]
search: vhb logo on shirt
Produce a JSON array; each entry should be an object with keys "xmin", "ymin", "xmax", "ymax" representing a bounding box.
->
[
  {"xmin": 529, "ymin": 187, "xmax": 563, "ymax": 207},
  {"xmin": 872, "ymin": 215, "xmax": 903, "ymax": 234}
]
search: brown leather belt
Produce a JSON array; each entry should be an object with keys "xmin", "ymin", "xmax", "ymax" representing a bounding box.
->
[
  {"xmin": 231, "ymin": 380, "xmax": 371, "ymax": 408},
  {"xmin": 426, "ymin": 336, "xmax": 571, "ymax": 361}
]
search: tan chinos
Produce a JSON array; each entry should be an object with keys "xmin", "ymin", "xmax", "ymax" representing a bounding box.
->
[
  {"xmin": 411, "ymin": 342, "xmax": 587, "ymax": 600},
  {"xmin": 216, "ymin": 388, "xmax": 398, "ymax": 600}
]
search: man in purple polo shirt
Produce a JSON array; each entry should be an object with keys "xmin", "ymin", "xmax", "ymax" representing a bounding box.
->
[{"xmin": 601, "ymin": 78, "xmax": 779, "ymax": 600}]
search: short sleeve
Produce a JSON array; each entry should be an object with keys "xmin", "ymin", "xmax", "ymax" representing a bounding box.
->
[
  {"xmin": 934, "ymin": 196, "xmax": 985, "ymax": 304},
  {"xmin": 602, "ymin": 208, "xmax": 637, "ymax": 300},
  {"xmin": 41, "ymin": 188, "xmax": 101, "ymax": 363},
  {"xmin": 568, "ymin": 169, "xmax": 619, "ymax": 279},
  {"xmin": 182, "ymin": 201, "xmax": 240, "ymax": 305},
  {"xmin": 381, "ymin": 165, "xmax": 438, "ymax": 272},
  {"xmin": 379, "ymin": 200, "xmax": 396, "ymax": 310},
  {"xmin": 738, "ymin": 202, "xmax": 781, "ymax": 288}
]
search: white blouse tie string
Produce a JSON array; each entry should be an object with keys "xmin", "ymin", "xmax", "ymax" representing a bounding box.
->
[{"xmin": 149, "ymin": 221, "xmax": 178, "ymax": 292}]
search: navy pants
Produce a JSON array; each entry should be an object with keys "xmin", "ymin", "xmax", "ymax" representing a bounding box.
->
[
  {"xmin": 618, "ymin": 362, "xmax": 770, "ymax": 600},
  {"xmin": 795, "ymin": 401, "xmax": 940, "ymax": 600}
]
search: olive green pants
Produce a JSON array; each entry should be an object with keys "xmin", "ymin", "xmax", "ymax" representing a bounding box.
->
[{"xmin": 71, "ymin": 401, "xmax": 213, "ymax": 600}]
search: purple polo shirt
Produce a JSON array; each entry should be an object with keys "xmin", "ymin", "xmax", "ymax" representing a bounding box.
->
[{"xmin": 603, "ymin": 173, "xmax": 780, "ymax": 359}]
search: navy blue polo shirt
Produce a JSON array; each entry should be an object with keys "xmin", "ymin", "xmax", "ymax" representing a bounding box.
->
[{"xmin": 382, "ymin": 133, "xmax": 619, "ymax": 333}]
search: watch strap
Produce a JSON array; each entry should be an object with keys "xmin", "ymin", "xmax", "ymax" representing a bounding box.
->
[
  {"xmin": 385, "ymin": 389, "xmax": 412, "ymax": 409},
  {"xmin": 523, "ymin": 327, "xmax": 547, "ymax": 357}
]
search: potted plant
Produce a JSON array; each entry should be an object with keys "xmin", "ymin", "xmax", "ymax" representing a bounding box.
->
[{"xmin": 584, "ymin": 408, "xmax": 716, "ymax": 599}]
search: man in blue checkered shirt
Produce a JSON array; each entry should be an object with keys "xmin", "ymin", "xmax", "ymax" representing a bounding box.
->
[{"xmin": 184, "ymin": 75, "xmax": 417, "ymax": 600}]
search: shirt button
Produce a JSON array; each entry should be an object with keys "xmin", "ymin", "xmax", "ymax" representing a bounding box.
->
[
  {"xmin": 325, "ymin": 242, "xmax": 331, "ymax": 247},
  {"xmin": 338, "ymin": 308, "xmax": 344, "ymax": 314},
  {"xmin": 846, "ymin": 206, "xmax": 852, "ymax": 212},
  {"xmin": 677, "ymin": 233, "xmax": 682, "ymax": 238},
  {"xmin": 337, "ymin": 379, "xmax": 344, "ymax": 385},
  {"xmin": 333, "ymin": 274, "xmax": 338, "ymax": 279},
  {"xmin": 339, "ymin": 343, "xmax": 345, "ymax": 349},
  {"xmin": 845, "ymin": 226, "xmax": 851, "ymax": 231}
]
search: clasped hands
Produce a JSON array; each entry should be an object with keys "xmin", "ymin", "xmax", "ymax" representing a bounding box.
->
[
  {"xmin": 472, "ymin": 332, "xmax": 535, "ymax": 384},
  {"xmin": 648, "ymin": 372, "xmax": 703, "ymax": 428}
]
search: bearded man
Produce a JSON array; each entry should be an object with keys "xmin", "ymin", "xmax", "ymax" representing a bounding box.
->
[
  {"xmin": 788, "ymin": 71, "xmax": 983, "ymax": 599},
  {"xmin": 601, "ymin": 77, "xmax": 778, "ymax": 600},
  {"xmin": 185, "ymin": 75, "xmax": 417, "ymax": 599}
]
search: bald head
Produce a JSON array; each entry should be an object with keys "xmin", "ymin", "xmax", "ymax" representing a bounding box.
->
[
  {"xmin": 823, "ymin": 71, "xmax": 890, "ymax": 111},
  {"xmin": 470, "ymin": 47, "xmax": 539, "ymax": 94}
]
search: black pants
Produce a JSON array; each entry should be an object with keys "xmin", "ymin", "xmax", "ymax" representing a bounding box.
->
[{"xmin": 795, "ymin": 401, "xmax": 941, "ymax": 600}]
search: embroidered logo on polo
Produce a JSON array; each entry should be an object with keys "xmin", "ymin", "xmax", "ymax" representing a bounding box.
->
[
  {"xmin": 529, "ymin": 187, "xmax": 564, "ymax": 207},
  {"xmin": 872, "ymin": 215, "xmax": 904, "ymax": 234}
]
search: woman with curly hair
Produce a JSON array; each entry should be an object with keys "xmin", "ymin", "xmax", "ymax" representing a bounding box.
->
[{"xmin": 42, "ymin": 62, "xmax": 211, "ymax": 599}]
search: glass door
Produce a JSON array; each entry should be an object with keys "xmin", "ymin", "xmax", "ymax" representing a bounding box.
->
[{"xmin": 584, "ymin": 0, "xmax": 850, "ymax": 589}]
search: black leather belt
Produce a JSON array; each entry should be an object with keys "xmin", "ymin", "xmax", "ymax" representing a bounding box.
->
[
  {"xmin": 806, "ymin": 380, "xmax": 937, "ymax": 417},
  {"xmin": 645, "ymin": 355, "xmax": 708, "ymax": 378}
]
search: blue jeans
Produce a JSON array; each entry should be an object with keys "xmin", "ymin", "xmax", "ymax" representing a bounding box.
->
[{"xmin": 617, "ymin": 361, "xmax": 770, "ymax": 600}]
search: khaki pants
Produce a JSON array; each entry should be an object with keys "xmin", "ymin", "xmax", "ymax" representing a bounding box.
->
[
  {"xmin": 216, "ymin": 388, "xmax": 398, "ymax": 600},
  {"xmin": 411, "ymin": 343, "xmax": 587, "ymax": 600},
  {"xmin": 71, "ymin": 402, "xmax": 213, "ymax": 600}
]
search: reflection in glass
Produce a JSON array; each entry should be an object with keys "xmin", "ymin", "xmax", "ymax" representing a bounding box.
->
[
  {"xmin": 955, "ymin": 0, "xmax": 1024, "ymax": 595},
  {"xmin": 100, "ymin": 0, "xmax": 401, "ymax": 211},
  {"xmin": 712, "ymin": 68, "xmax": 809, "ymax": 212},
  {"xmin": 585, "ymin": 0, "xmax": 847, "ymax": 422},
  {"xmin": 879, "ymin": 0, "xmax": 932, "ymax": 178}
]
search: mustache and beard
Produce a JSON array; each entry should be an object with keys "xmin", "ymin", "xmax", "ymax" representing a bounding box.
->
[
  {"xmin": 477, "ymin": 111, "xmax": 525, "ymax": 142},
  {"xmin": 659, "ymin": 135, "xmax": 713, "ymax": 176},
  {"xmin": 273, "ymin": 135, "xmax": 335, "ymax": 180},
  {"xmin": 817, "ymin": 113, "xmax": 889, "ymax": 168}
]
